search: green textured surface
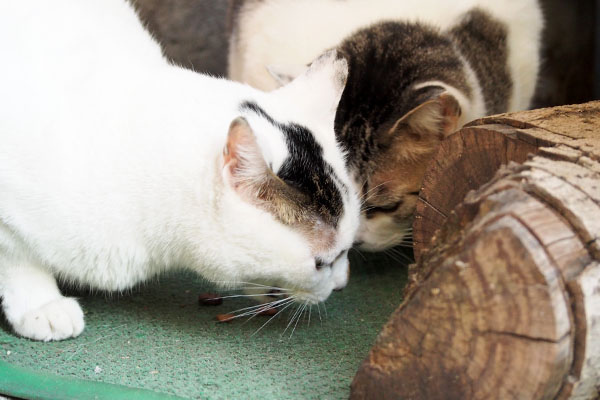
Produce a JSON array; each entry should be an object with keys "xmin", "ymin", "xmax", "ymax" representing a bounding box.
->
[
  {"xmin": 0, "ymin": 360, "xmax": 186, "ymax": 400},
  {"xmin": 0, "ymin": 250, "xmax": 409, "ymax": 400}
]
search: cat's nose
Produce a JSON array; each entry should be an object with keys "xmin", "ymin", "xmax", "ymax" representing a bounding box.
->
[
  {"xmin": 353, "ymin": 240, "xmax": 363, "ymax": 247},
  {"xmin": 333, "ymin": 275, "xmax": 347, "ymax": 291},
  {"xmin": 331, "ymin": 258, "xmax": 350, "ymax": 291}
]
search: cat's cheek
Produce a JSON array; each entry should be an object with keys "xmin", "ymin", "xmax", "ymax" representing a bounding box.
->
[
  {"xmin": 330, "ymin": 255, "xmax": 350, "ymax": 291},
  {"xmin": 355, "ymin": 214, "xmax": 410, "ymax": 252},
  {"xmin": 305, "ymin": 268, "xmax": 338, "ymax": 303}
]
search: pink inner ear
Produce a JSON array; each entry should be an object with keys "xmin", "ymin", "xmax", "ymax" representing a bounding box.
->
[
  {"xmin": 223, "ymin": 117, "xmax": 253, "ymax": 172},
  {"xmin": 439, "ymin": 93, "xmax": 461, "ymax": 135},
  {"xmin": 223, "ymin": 117, "xmax": 269, "ymax": 195}
]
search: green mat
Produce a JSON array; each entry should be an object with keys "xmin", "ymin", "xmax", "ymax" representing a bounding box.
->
[{"xmin": 0, "ymin": 251, "xmax": 409, "ymax": 399}]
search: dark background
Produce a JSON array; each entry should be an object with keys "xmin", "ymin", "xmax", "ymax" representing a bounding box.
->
[{"xmin": 133, "ymin": 0, "xmax": 598, "ymax": 108}]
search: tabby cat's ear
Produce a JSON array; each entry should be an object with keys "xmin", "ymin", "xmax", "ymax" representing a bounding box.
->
[
  {"xmin": 222, "ymin": 117, "xmax": 268, "ymax": 194},
  {"xmin": 391, "ymin": 92, "xmax": 462, "ymax": 139}
]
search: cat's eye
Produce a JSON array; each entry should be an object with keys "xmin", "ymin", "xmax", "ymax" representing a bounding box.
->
[
  {"xmin": 315, "ymin": 250, "xmax": 345, "ymax": 270},
  {"xmin": 366, "ymin": 200, "xmax": 402, "ymax": 217},
  {"xmin": 315, "ymin": 257, "xmax": 326, "ymax": 270}
]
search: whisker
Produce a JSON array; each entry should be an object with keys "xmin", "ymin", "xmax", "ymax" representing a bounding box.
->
[
  {"xmin": 251, "ymin": 298, "xmax": 297, "ymax": 336},
  {"xmin": 386, "ymin": 254, "xmax": 407, "ymax": 264},
  {"xmin": 388, "ymin": 246, "xmax": 412, "ymax": 255},
  {"xmin": 213, "ymin": 281, "xmax": 289, "ymax": 291},
  {"xmin": 357, "ymin": 179, "xmax": 371, "ymax": 205},
  {"xmin": 224, "ymin": 301, "xmax": 289, "ymax": 322},
  {"xmin": 210, "ymin": 293, "xmax": 288, "ymax": 300},
  {"xmin": 289, "ymin": 302, "xmax": 308, "ymax": 338},
  {"xmin": 350, "ymin": 247, "xmax": 367, "ymax": 261},
  {"xmin": 316, "ymin": 303, "xmax": 323, "ymax": 324},
  {"xmin": 360, "ymin": 205, "xmax": 378, "ymax": 212},
  {"xmin": 240, "ymin": 298, "xmax": 294, "ymax": 326},
  {"xmin": 226, "ymin": 297, "xmax": 291, "ymax": 318},
  {"xmin": 385, "ymin": 249, "xmax": 411, "ymax": 262},
  {"xmin": 361, "ymin": 180, "xmax": 395, "ymax": 202},
  {"xmin": 282, "ymin": 304, "xmax": 303, "ymax": 337},
  {"xmin": 385, "ymin": 249, "xmax": 414, "ymax": 265},
  {"xmin": 290, "ymin": 302, "xmax": 305, "ymax": 324},
  {"xmin": 232, "ymin": 286, "xmax": 291, "ymax": 292}
]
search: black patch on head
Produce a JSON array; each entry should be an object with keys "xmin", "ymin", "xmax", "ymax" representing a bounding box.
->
[
  {"xmin": 449, "ymin": 8, "xmax": 511, "ymax": 114},
  {"xmin": 334, "ymin": 21, "xmax": 471, "ymax": 179},
  {"xmin": 239, "ymin": 101, "xmax": 345, "ymax": 226}
]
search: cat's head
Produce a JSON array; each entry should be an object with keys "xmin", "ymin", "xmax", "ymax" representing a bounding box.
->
[
  {"xmin": 351, "ymin": 91, "xmax": 461, "ymax": 251},
  {"xmin": 267, "ymin": 23, "xmax": 467, "ymax": 251},
  {"xmin": 214, "ymin": 51, "xmax": 359, "ymax": 304}
]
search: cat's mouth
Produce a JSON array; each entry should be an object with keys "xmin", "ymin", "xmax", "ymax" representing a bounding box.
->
[
  {"xmin": 267, "ymin": 289, "xmax": 284, "ymax": 298},
  {"xmin": 230, "ymin": 280, "xmax": 331, "ymax": 306},
  {"xmin": 262, "ymin": 288, "xmax": 322, "ymax": 305},
  {"xmin": 290, "ymin": 289, "xmax": 329, "ymax": 305}
]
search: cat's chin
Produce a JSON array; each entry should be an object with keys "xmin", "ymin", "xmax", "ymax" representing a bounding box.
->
[
  {"xmin": 356, "ymin": 239, "xmax": 407, "ymax": 253},
  {"xmin": 291, "ymin": 290, "xmax": 330, "ymax": 305},
  {"xmin": 292, "ymin": 277, "xmax": 340, "ymax": 304},
  {"xmin": 355, "ymin": 217, "xmax": 412, "ymax": 252}
]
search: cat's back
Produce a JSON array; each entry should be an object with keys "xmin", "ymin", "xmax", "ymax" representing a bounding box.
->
[
  {"xmin": 0, "ymin": 0, "xmax": 172, "ymax": 173},
  {"xmin": 0, "ymin": 0, "xmax": 165, "ymax": 134},
  {"xmin": 0, "ymin": 0, "xmax": 163, "ymax": 72},
  {"xmin": 229, "ymin": 0, "xmax": 542, "ymax": 97},
  {"xmin": 0, "ymin": 0, "xmax": 189, "ymax": 249}
]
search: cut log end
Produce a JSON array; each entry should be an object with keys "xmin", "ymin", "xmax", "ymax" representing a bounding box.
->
[
  {"xmin": 353, "ymin": 102, "xmax": 600, "ymax": 400},
  {"xmin": 414, "ymin": 100, "xmax": 600, "ymax": 263}
]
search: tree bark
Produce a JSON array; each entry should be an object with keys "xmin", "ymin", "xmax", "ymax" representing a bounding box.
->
[
  {"xmin": 352, "ymin": 102, "xmax": 600, "ymax": 400},
  {"xmin": 414, "ymin": 101, "xmax": 600, "ymax": 262}
]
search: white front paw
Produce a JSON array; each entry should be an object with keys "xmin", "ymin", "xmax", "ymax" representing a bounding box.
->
[{"xmin": 15, "ymin": 297, "xmax": 84, "ymax": 341}]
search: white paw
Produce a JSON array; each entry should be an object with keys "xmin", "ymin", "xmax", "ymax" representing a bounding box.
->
[{"xmin": 14, "ymin": 297, "xmax": 84, "ymax": 341}]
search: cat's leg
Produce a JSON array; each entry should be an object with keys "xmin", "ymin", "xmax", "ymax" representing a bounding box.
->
[{"xmin": 0, "ymin": 261, "xmax": 84, "ymax": 341}]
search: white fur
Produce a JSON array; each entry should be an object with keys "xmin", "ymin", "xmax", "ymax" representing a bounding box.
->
[
  {"xmin": 413, "ymin": 80, "xmax": 484, "ymax": 128},
  {"xmin": 229, "ymin": 0, "xmax": 542, "ymax": 112},
  {"xmin": 0, "ymin": 0, "xmax": 359, "ymax": 341}
]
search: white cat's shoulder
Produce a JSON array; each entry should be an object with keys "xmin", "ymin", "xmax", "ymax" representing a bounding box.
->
[{"xmin": 0, "ymin": 0, "xmax": 164, "ymax": 72}]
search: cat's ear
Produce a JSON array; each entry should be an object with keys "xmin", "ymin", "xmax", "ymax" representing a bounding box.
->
[
  {"xmin": 276, "ymin": 50, "xmax": 348, "ymax": 125},
  {"xmin": 390, "ymin": 92, "xmax": 462, "ymax": 139},
  {"xmin": 222, "ymin": 117, "xmax": 268, "ymax": 194},
  {"xmin": 266, "ymin": 64, "xmax": 308, "ymax": 87},
  {"xmin": 222, "ymin": 117, "xmax": 306, "ymax": 223}
]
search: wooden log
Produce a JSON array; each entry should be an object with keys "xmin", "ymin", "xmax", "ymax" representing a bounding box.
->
[
  {"xmin": 413, "ymin": 101, "xmax": 600, "ymax": 262},
  {"xmin": 352, "ymin": 103, "xmax": 600, "ymax": 400}
]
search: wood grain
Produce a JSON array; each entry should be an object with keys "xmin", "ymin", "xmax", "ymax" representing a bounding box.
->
[
  {"xmin": 414, "ymin": 101, "xmax": 600, "ymax": 262},
  {"xmin": 354, "ymin": 103, "xmax": 600, "ymax": 399}
]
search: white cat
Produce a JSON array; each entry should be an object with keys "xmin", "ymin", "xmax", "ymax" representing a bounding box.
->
[
  {"xmin": 228, "ymin": 0, "xmax": 543, "ymax": 251},
  {"xmin": 0, "ymin": 0, "xmax": 359, "ymax": 341}
]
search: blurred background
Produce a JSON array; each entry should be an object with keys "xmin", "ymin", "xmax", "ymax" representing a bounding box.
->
[{"xmin": 132, "ymin": 0, "xmax": 598, "ymax": 109}]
